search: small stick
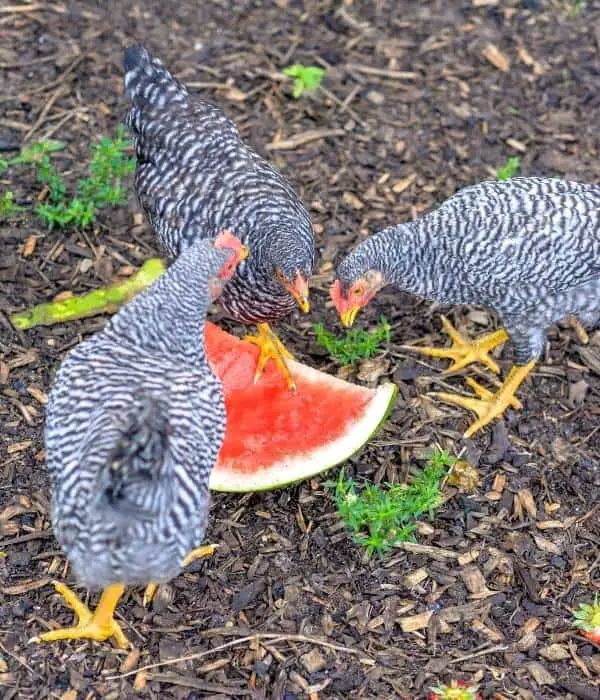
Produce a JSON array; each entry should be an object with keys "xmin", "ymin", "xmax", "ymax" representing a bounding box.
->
[
  {"xmin": 10, "ymin": 259, "xmax": 165, "ymax": 330},
  {"xmin": 107, "ymin": 632, "xmax": 373, "ymax": 680}
]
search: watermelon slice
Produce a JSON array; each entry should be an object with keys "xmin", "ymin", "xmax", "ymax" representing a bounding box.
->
[{"xmin": 205, "ymin": 322, "xmax": 397, "ymax": 491}]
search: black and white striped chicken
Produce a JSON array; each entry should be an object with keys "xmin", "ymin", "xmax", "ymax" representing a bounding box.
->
[
  {"xmin": 123, "ymin": 43, "xmax": 316, "ymax": 391},
  {"xmin": 35, "ymin": 233, "xmax": 247, "ymax": 648},
  {"xmin": 331, "ymin": 177, "xmax": 600, "ymax": 437}
]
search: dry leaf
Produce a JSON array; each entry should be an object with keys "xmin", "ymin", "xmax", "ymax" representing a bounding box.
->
[
  {"xmin": 482, "ymin": 43, "xmax": 510, "ymax": 72},
  {"xmin": 21, "ymin": 235, "xmax": 38, "ymax": 257},
  {"xmin": 472, "ymin": 618, "xmax": 504, "ymax": 641},
  {"xmin": 532, "ymin": 533, "xmax": 561, "ymax": 555},
  {"xmin": 517, "ymin": 46, "xmax": 544, "ymax": 76},
  {"xmin": 506, "ymin": 137, "xmax": 526, "ymax": 153},
  {"xmin": 357, "ymin": 357, "xmax": 389, "ymax": 383},
  {"xmin": 225, "ymin": 86, "xmax": 247, "ymax": 102},
  {"xmin": 447, "ymin": 460, "xmax": 481, "ymax": 491},
  {"xmin": 392, "ymin": 173, "xmax": 417, "ymax": 194},
  {"xmin": 460, "ymin": 565, "xmax": 494, "ymax": 598},
  {"xmin": 404, "ymin": 568, "xmax": 429, "ymax": 587},
  {"xmin": 539, "ymin": 644, "xmax": 570, "ymax": 661},
  {"xmin": 514, "ymin": 489, "xmax": 537, "ymax": 520},
  {"xmin": 342, "ymin": 191, "xmax": 365, "ymax": 210},
  {"xmin": 398, "ymin": 610, "xmax": 432, "ymax": 632},
  {"xmin": 525, "ymin": 661, "xmax": 556, "ymax": 685},
  {"xmin": 27, "ymin": 386, "xmax": 48, "ymax": 405}
]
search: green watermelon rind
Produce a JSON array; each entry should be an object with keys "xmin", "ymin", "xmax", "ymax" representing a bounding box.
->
[{"xmin": 209, "ymin": 368, "xmax": 398, "ymax": 493}]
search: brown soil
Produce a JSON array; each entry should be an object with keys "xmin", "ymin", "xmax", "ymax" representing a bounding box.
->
[{"xmin": 1, "ymin": 1, "xmax": 599, "ymax": 698}]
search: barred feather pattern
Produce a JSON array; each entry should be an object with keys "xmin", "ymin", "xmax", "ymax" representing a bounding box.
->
[
  {"xmin": 44, "ymin": 239, "xmax": 229, "ymax": 590},
  {"xmin": 123, "ymin": 44, "xmax": 316, "ymax": 325},
  {"xmin": 337, "ymin": 177, "xmax": 600, "ymax": 364}
]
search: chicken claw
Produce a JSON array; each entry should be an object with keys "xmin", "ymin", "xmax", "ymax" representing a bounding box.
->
[
  {"xmin": 405, "ymin": 315, "xmax": 509, "ymax": 375},
  {"xmin": 431, "ymin": 360, "xmax": 536, "ymax": 437},
  {"xmin": 32, "ymin": 581, "xmax": 129, "ymax": 648},
  {"xmin": 244, "ymin": 322, "xmax": 296, "ymax": 392}
]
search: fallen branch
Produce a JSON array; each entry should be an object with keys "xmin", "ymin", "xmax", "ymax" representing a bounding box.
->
[{"xmin": 10, "ymin": 258, "xmax": 165, "ymax": 330}]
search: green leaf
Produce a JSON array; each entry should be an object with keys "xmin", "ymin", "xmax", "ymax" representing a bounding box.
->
[
  {"xmin": 283, "ymin": 63, "xmax": 325, "ymax": 98},
  {"xmin": 496, "ymin": 156, "xmax": 520, "ymax": 181}
]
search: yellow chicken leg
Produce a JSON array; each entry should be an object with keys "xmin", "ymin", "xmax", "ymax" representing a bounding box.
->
[
  {"xmin": 143, "ymin": 544, "xmax": 218, "ymax": 607},
  {"xmin": 406, "ymin": 315, "xmax": 509, "ymax": 375},
  {"xmin": 32, "ymin": 581, "xmax": 129, "ymax": 648},
  {"xmin": 244, "ymin": 322, "xmax": 296, "ymax": 392},
  {"xmin": 432, "ymin": 360, "xmax": 536, "ymax": 437}
]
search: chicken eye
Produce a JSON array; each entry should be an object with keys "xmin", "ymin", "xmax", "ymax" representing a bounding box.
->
[{"xmin": 352, "ymin": 285, "xmax": 365, "ymax": 298}]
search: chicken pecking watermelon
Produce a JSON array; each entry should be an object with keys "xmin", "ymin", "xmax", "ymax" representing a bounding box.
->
[{"xmin": 206, "ymin": 322, "xmax": 397, "ymax": 491}]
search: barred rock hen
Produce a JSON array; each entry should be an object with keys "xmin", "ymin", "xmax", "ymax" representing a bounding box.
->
[
  {"xmin": 123, "ymin": 43, "xmax": 316, "ymax": 391},
  {"xmin": 331, "ymin": 177, "xmax": 600, "ymax": 437},
  {"xmin": 34, "ymin": 233, "xmax": 247, "ymax": 648}
]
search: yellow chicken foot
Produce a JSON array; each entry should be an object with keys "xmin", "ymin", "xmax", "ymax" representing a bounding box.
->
[
  {"xmin": 32, "ymin": 581, "xmax": 129, "ymax": 648},
  {"xmin": 405, "ymin": 315, "xmax": 509, "ymax": 375},
  {"xmin": 143, "ymin": 544, "xmax": 218, "ymax": 607},
  {"xmin": 432, "ymin": 360, "xmax": 536, "ymax": 438},
  {"xmin": 244, "ymin": 322, "xmax": 296, "ymax": 392}
]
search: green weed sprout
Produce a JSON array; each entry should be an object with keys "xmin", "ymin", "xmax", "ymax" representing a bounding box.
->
[
  {"xmin": 283, "ymin": 64, "xmax": 325, "ymax": 98},
  {"xmin": 314, "ymin": 316, "xmax": 391, "ymax": 365},
  {"xmin": 496, "ymin": 156, "xmax": 520, "ymax": 181},
  {"xmin": 3, "ymin": 128, "xmax": 134, "ymax": 230},
  {"xmin": 0, "ymin": 191, "xmax": 25, "ymax": 218},
  {"xmin": 334, "ymin": 448, "xmax": 454, "ymax": 557}
]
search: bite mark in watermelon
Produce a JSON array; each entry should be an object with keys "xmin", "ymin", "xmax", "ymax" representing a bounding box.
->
[{"xmin": 205, "ymin": 322, "xmax": 398, "ymax": 492}]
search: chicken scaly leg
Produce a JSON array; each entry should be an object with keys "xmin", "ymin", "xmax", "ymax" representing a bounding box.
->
[
  {"xmin": 32, "ymin": 582, "xmax": 129, "ymax": 648},
  {"xmin": 143, "ymin": 544, "xmax": 218, "ymax": 607},
  {"xmin": 244, "ymin": 322, "xmax": 296, "ymax": 392},
  {"xmin": 406, "ymin": 315, "xmax": 509, "ymax": 375},
  {"xmin": 432, "ymin": 360, "xmax": 536, "ymax": 438}
]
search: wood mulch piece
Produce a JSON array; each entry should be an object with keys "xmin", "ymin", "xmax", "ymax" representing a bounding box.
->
[{"xmin": 1, "ymin": 0, "xmax": 600, "ymax": 697}]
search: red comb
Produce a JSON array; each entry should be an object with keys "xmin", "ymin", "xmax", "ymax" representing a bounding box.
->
[{"xmin": 214, "ymin": 230, "xmax": 242, "ymax": 251}]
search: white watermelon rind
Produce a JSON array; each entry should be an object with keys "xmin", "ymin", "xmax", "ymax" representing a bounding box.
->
[{"xmin": 209, "ymin": 360, "xmax": 398, "ymax": 493}]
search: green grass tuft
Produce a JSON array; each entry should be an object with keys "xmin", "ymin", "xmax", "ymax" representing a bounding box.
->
[
  {"xmin": 314, "ymin": 316, "xmax": 391, "ymax": 365},
  {"xmin": 496, "ymin": 156, "xmax": 520, "ymax": 180},
  {"xmin": 283, "ymin": 64, "xmax": 325, "ymax": 98},
  {"xmin": 334, "ymin": 448, "xmax": 455, "ymax": 557}
]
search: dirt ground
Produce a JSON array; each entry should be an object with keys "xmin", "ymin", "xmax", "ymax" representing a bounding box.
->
[{"xmin": 1, "ymin": 0, "xmax": 600, "ymax": 698}]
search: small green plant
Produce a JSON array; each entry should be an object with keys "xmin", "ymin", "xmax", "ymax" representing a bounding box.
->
[
  {"xmin": 314, "ymin": 316, "xmax": 391, "ymax": 365},
  {"xmin": 334, "ymin": 448, "xmax": 454, "ymax": 557},
  {"xmin": 0, "ymin": 191, "xmax": 25, "ymax": 218},
  {"xmin": 2, "ymin": 128, "xmax": 135, "ymax": 230},
  {"xmin": 573, "ymin": 595, "xmax": 600, "ymax": 643},
  {"xmin": 283, "ymin": 64, "xmax": 325, "ymax": 98},
  {"xmin": 496, "ymin": 156, "xmax": 520, "ymax": 180},
  {"xmin": 567, "ymin": 0, "xmax": 586, "ymax": 17}
]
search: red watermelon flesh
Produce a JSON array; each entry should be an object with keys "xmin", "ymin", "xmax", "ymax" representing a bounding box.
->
[{"xmin": 205, "ymin": 322, "xmax": 398, "ymax": 492}]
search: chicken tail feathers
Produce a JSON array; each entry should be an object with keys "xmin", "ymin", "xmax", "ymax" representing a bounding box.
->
[{"xmin": 123, "ymin": 43, "xmax": 188, "ymax": 109}]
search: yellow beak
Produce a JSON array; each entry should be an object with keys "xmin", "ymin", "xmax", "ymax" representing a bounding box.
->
[
  {"xmin": 295, "ymin": 295, "xmax": 310, "ymax": 313},
  {"xmin": 340, "ymin": 306, "xmax": 360, "ymax": 327},
  {"xmin": 287, "ymin": 273, "xmax": 310, "ymax": 313},
  {"xmin": 240, "ymin": 244, "xmax": 250, "ymax": 261}
]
